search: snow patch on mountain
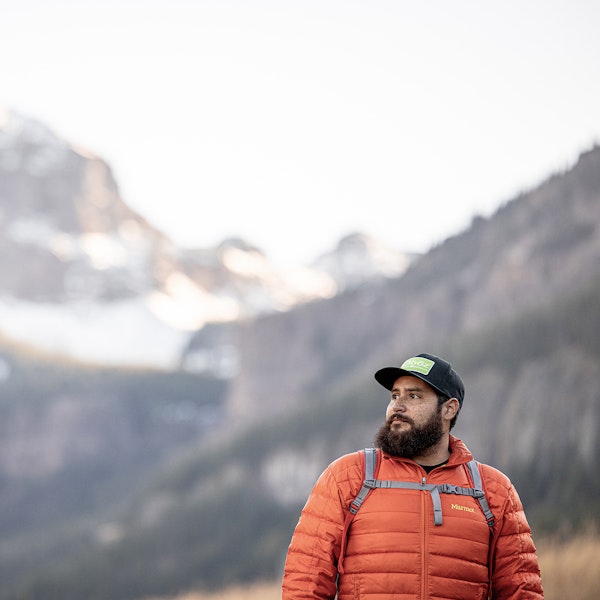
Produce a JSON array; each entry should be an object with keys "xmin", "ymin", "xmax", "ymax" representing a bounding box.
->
[
  {"xmin": 147, "ymin": 272, "xmax": 240, "ymax": 330},
  {"xmin": 0, "ymin": 297, "xmax": 190, "ymax": 369}
]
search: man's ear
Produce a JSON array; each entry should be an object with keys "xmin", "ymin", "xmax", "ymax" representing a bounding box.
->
[{"xmin": 444, "ymin": 398, "xmax": 460, "ymax": 420}]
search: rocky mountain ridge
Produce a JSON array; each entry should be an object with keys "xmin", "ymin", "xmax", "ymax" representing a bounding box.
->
[
  {"xmin": 0, "ymin": 109, "xmax": 414, "ymax": 368},
  {"xmin": 225, "ymin": 145, "xmax": 600, "ymax": 430}
]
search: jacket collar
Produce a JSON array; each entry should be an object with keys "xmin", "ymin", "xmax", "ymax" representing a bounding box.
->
[{"xmin": 446, "ymin": 435, "xmax": 474, "ymax": 465}]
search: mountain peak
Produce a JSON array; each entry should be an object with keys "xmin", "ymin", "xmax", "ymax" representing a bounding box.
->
[
  {"xmin": 0, "ymin": 108, "xmax": 71, "ymax": 177},
  {"xmin": 313, "ymin": 231, "xmax": 415, "ymax": 291},
  {"xmin": 0, "ymin": 111, "xmax": 409, "ymax": 369}
]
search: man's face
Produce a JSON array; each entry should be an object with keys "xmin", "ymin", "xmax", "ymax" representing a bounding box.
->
[{"xmin": 375, "ymin": 375, "xmax": 444, "ymax": 458}]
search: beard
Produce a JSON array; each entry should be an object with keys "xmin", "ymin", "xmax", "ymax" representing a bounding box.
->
[{"xmin": 374, "ymin": 406, "xmax": 444, "ymax": 458}]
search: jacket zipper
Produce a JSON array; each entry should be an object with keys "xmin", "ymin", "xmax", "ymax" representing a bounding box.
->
[{"xmin": 420, "ymin": 475, "xmax": 428, "ymax": 599}]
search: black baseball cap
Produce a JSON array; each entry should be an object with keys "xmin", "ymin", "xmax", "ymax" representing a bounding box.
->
[{"xmin": 374, "ymin": 353, "xmax": 465, "ymax": 405}]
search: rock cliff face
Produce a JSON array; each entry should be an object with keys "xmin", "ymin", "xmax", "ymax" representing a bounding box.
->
[{"xmin": 226, "ymin": 146, "xmax": 600, "ymax": 476}]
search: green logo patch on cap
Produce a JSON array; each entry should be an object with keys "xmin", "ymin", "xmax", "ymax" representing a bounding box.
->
[{"xmin": 401, "ymin": 356, "xmax": 435, "ymax": 375}]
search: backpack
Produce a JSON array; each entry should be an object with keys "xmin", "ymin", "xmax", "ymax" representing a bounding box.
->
[{"xmin": 337, "ymin": 448, "xmax": 495, "ymax": 575}]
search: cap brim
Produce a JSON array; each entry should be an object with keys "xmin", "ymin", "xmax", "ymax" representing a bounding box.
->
[
  {"xmin": 374, "ymin": 367, "xmax": 413, "ymax": 391},
  {"xmin": 374, "ymin": 367, "xmax": 445, "ymax": 397}
]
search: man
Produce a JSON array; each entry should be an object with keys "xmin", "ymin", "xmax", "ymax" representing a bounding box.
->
[{"xmin": 282, "ymin": 353, "xmax": 543, "ymax": 599}]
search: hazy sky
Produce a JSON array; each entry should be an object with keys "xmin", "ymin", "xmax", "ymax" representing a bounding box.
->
[{"xmin": 2, "ymin": 0, "xmax": 599, "ymax": 266}]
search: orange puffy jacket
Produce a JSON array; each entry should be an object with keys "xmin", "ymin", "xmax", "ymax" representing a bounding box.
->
[{"xmin": 282, "ymin": 436, "xmax": 543, "ymax": 599}]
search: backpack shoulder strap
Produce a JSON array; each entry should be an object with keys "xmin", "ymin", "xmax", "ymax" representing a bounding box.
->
[
  {"xmin": 465, "ymin": 460, "xmax": 498, "ymax": 598},
  {"xmin": 349, "ymin": 448, "xmax": 377, "ymax": 514},
  {"xmin": 465, "ymin": 459, "xmax": 495, "ymax": 528},
  {"xmin": 338, "ymin": 448, "xmax": 378, "ymax": 574}
]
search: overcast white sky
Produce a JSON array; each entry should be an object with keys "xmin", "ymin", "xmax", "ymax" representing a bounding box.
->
[{"xmin": 2, "ymin": 0, "xmax": 599, "ymax": 266}]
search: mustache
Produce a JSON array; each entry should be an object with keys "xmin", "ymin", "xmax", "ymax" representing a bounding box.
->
[{"xmin": 387, "ymin": 412, "xmax": 414, "ymax": 427}]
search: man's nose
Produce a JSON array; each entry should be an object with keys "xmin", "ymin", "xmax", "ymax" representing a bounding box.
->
[{"xmin": 391, "ymin": 396, "xmax": 406, "ymax": 411}]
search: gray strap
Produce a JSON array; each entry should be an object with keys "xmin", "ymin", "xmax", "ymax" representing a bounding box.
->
[
  {"xmin": 370, "ymin": 480, "xmax": 444, "ymax": 524},
  {"xmin": 349, "ymin": 452, "xmax": 494, "ymax": 528},
  {"xmin": 349, "ymin": 449, "xmax": 378, "ymax": 514},
  {"xmin": 371, "ymin": 480, "xmax": 433, "ymax": 490},
  {"xmin": 467, "ymin": 459, "xmax": 483, "ymax": 488},
  {"xmin": 465, "ymin": 460, "xmax": 495, "ymax": 527},
  {"xmin": 368, "ymin": 469, "xmax": 495, "ymax": 528},
  {"xmin": 365, "ymin": 448, "xmax": 376, "ymax": 480},
  {"xmin": 438, "ymin": 483, "xmax": 485, "ymax": 497},
  {"xmin": 430, "ymin": 486, "xmax": 443, "ymax": 525}
]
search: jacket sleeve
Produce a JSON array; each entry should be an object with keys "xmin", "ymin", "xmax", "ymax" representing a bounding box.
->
[
  {"xmin": 490, "ymin": 477, "xmax": 544, "ymax": 599},
  {"xmin": 282, "ymin": 458, "xmax": 351, "ymax": 600}
]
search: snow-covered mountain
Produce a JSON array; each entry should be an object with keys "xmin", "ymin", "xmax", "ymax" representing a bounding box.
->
[
  {"xmin": 0, "ymin": 109, "xmax": 415, "ymax": 369},
  {"xmin": 313, "ymin": 232, "xmax": 416, "ymax": 290}
]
